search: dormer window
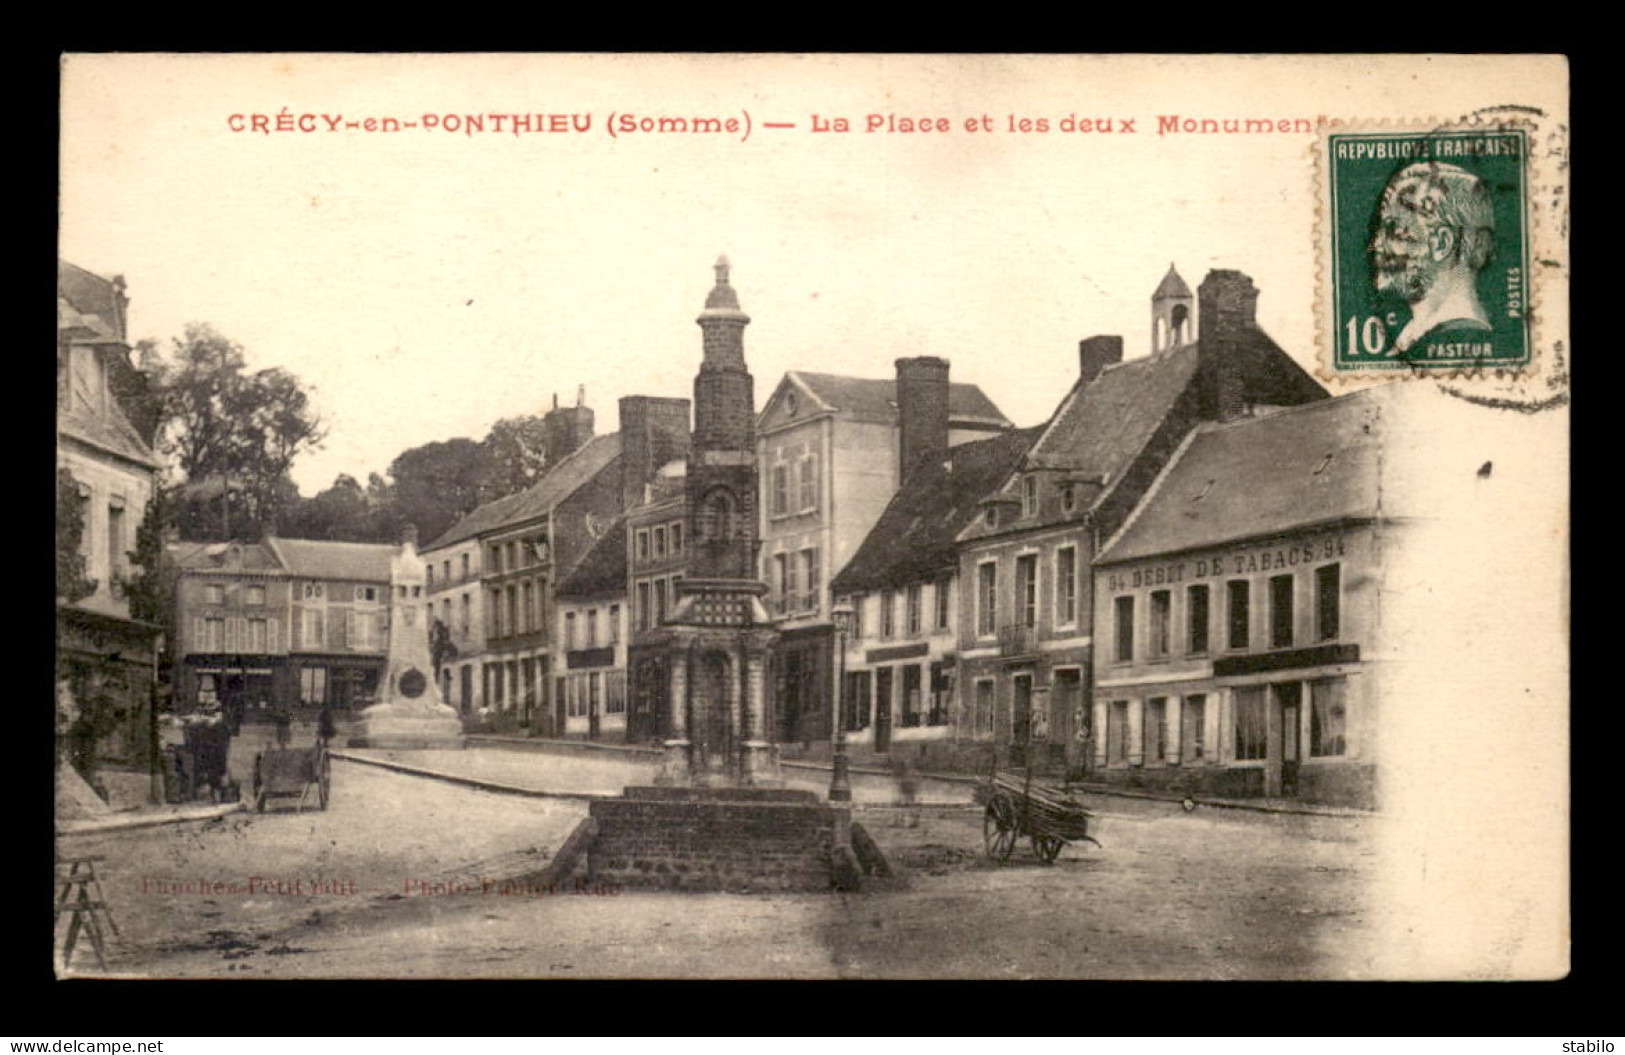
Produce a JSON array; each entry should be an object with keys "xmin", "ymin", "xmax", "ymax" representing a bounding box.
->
[
  {"xmin": 985, "ymin": 507, "xmax": 998, "ymax": 528},
  {"xmin": 1022, "ymin": 476, "xmax": 1039, "ymax": 518},
  {"xmin": 69, "ymin": 346, "xmax": 105, "ymax": 416},
  {"xmin": 1061, "ymin": 484, "xmax": 1076, "ymax": 514}
]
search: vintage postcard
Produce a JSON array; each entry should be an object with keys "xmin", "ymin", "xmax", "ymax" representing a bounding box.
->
[{"xmin": 56, "ymin": 54, "xmax": 1569, "ymax": 981}]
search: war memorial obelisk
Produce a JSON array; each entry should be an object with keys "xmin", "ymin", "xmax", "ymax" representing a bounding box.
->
[{"xmin": 346, "ymin": 525, "xmax": 465, "ymax": 750}]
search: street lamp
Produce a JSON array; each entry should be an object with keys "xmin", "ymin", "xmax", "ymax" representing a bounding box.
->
[{"xmin": 829, "ymin": 601, "xmax": 855, "ymax": 802}]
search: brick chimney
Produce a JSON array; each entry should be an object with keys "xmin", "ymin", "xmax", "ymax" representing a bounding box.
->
[
  {"xmin": 895, "ymin": 356, "xmax": 951, "ymax": 483},
  {"xmin": 1197, "ymin": 270, "xmax": 1259, "ymax": 423},
  {"xmin": 544, "ymin": 389, "xmax": 595, "ymax": 463},
  {"xmin": 1078, "ymin": 335, "xmax": 1124, "ymax": 386},
  {"xmin": 619, "ymin": 395, "xmax": 692, "ymax": 511}
]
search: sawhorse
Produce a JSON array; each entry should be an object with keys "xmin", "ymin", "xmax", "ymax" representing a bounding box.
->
[{"xmin": 55, "ymin": 855, "xmax": 120, "ymax": 971}]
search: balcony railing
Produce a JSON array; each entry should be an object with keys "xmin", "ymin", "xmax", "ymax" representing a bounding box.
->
[{"xmin": 999, "ymin": 622, "xmax": 1038, "ymax": 658}]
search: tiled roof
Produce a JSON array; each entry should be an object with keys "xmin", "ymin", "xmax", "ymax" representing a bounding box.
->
[
  {"xmin": 1097, "ymin": 389, "xmax": 1385, "ymax": 564},
  {"xmin": 58, "ymin": 404, "xmax": 162, "ymax": 469},
  {"xmin": 58, "ymin": 260, "xmax": 126, "ymax": 342},
  {"xmin": 1152, "ymin": 264, "xmax": 1193, "ymax": 301},
  {"xmin": 1025, "ymin": 343, "xmax": 1202, "ymax": 481},
  {"xmin": 169, "ymin": 539, "xmax": 286, "ymax": 573},
  {"xmin": 785, "ymin": 372, "xmax": 1011, "ymax": 426},
  {"xmin": 425, "ymin": 433, "xmax": 622, "ymax": 550},
  {"xmin": 263, "ymin": 537, "xmax": 397, "ymax": 582},
  {"xmin": 831, "ymin": 425, "xmax": 1043, "ymax": 593},
  {"xmin": 557, "ymin": 517, "xmax": 628, "ymax": 599}
]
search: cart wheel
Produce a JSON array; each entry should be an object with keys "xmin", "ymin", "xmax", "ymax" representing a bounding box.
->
[
  {"xmin": 983, "ymin": 796, "xmax": 1018, "ymax": 861},
  {"xmin": 317, "ymin": 769, "xmax": 330, "ymax": 811},
  {"xmin": 1033, "ymin": 834, "xmax": 1065, "ymax": 863}
]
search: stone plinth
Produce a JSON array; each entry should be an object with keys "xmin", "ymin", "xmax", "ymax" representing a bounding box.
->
[
  {"xmin": 345, "ymin": 710, "xmax": 466, "ymax": 750},
  {"xmin": 587, "ymin": 786, "xmax": 850, "ymax": 893}
]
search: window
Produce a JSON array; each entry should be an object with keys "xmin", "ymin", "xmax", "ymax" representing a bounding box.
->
[
  {"xmin": 901, "ymin": 665, "xmax": 922, "ymax": 727},
  {"xmin": 977, "ymin": 562, "xmax": 997, "ymax": 637},
  {"xmin": 507, "ymin": 542, "xmax": 518, "ymax": 571},
  {"xmin": 655, "ymin": 579, "xmax": 668, "ymax": 624},
  {"xmin": 1270, "ymin": 574, "xmax": 1295, "ymax": 649},
  {"xmin": 361, "ymin": 586, "xmax": 376, "ymax": 602},
  {"xmin": 443, "ymin": 560, "xmax": 451, "ymax": 583},
  {"xmin": 203, "ymin": 617, "xmax": 225, "ymax": 652},
  {"xmin": 772, "ymin": 464, "xmax": 790, "ymax": 516},
  {"xmin": 461, "ymin": 554, "xmax": 470, "ymax": 580},
  {"xmin": 1113, "ymin": 595, "xmax": 1134, "ymax": 662},
  {"xmin": 929, "ymin": 662, "xmax": 950, "ymax": 725},
  {"xmin": 1108, "ymin": 701, "xmax": 1130, "ymax": 765},
  {"xmin": 303, "ymin": 582, "xmax": 324, "ymax": 600},
  {"xmin": 1234, "ymin": 685, "xmax": 1268, "ymax": 760},
  {"xmin": 442, "ymin": 598, "xmax": 451, "ymax": 627},
  {"xmin": 460, "ymin": 593, "xmax": 470, "ymax": 634},
  {"xmin": 1061, "ymin": 484, "xmax": 1077, "ymax": 514},
  {"xmin": 304, "ymin": 608, "xmax": 325, "ymax": 649},
  {"xmin": 1310, "ymin": 677, "xmax": 1348, "ymax": 756},
  {"xmin": 1056, "ymin": 547, "xmax": 1077, "ymax": 625},
  {"xmin": 490, "ymin": 544, "xmax": 503, "ymax": 574},
  {"xmin": 1022, "ymin": 475, "xmax": 1039, "ymax": 518},
  {"xmin": 1149, "ymin": 590, "xmax": 1171, "ymax": 657},
  {"xmin": 637, "ymin": 530, "xmax": 650, "ymax": 562},
  {"xmin": 300, "ymin": 667, "xmax": 328, "ymax": 704},
  {"xmin": 934, "ymin": 577, "xmax": 952, "ymax": 631},
  {"xmin": 637, "ymin": 581, "xmax": 651, "ymax": 631},
  {"xmin": 565, "ymin": 612, "xmax": 577, "ymax": 649},
  {"xmin": 609, "ymin": 604, "xmax": 621, "ymax": 646},
  {"xmin": 1187, "ymin": 584, "xmax": 1210, "ymax": 654},
  {"xmin": 247, "ymin": 618, "xmax": 268, "ymax": 653},
  {"xmin": 851, "ymin": 595, "xmax": 865, "ymax": 640},
  {"xmin": 671, "ymin": 523, "xmax": 682, "ymax": 554},
  {"xmin": 802, "ymin": 548, "xmax": 820, "ymax": 613},
  {"xmin": 1316, "ymin": 563, "xmax": 1342, "ymax": 641},
  {"xmin": 426, "ymin": 565, "xmax": 434, "ymax": 587},
  {"xmin": 245, "ymin": 584, "xmax": 265, "ymax": 607},
  {"xmin": 653, "ymin": 526, "xmax": 666, "ymax": 559},
  {"xmin": 587, "ymin": 609, "xmax": 599, "ymax": 649},
  {"xmin": 107, "ymin": 497, "xmax": 126, "ymax": 574},
  {"xmin": 975, "ymin": 679, "xmax": 995, "ymax": 736},
  {"xmin": 799, "ymin": 451, "xmax": 819, "ymax": 512},
  {"xmin": 906, "ymin": 583, "xmax": 922, "ymax": 636},
  {"xmin": 70, "ymin": 345, "xmax": 104, "ymax": 415},
  {"xmin": 205, "ymin": 583, "xmax": 224, "ymax": 605},
  {"xmin": 777, "ymin": 554, "xmax": 796, "ymax": 616},
  {"xmin": 523, "ymin": 581, "xmax": 535, "ymax": 633},
  {"xmin": 1016, "ymin": 554, "xmax": 1038, "ymax": 628},
  {"xmin": 1227, "ymin": 580, "xmax": 1251, "ymax": 650},
  {"xmin": 1145, "ymin": 697, "xmax": 1168, "ymax": 764},
  {"xmin": 606, "ymin": 671, "xmax": 627, "ymax": 715},
  {"xmin": 1183, "ymin": 694, "xmax": 1207, "ymax": 761},
  {"xmin": 507, "ymin": 585, "xmax": 519, "ymax": 639},
  {"xmin": 489, "ymin": 589, "xmax": 502, "ymax": 637},
  {"xmin": 881, "ymin": 589, "xmax": 896, "ymax": 638}
]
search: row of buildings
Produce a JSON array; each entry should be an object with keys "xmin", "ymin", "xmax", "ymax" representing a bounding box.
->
[{"xmin": 127, "ymin": 256, "xmax": 1504, "ymax": 809}]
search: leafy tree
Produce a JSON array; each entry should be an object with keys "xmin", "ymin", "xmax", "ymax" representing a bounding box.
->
[
  {"xmin": 56, "ymin": 468, "xmax": 97, "ymax": 603},
  {"xmin": 385, "ymin": 438, "xmax": 494, "ymax": 546},
  {"xmin": 142, "ymin": 324, "xmax": 326, "ymax": 540},
  {"xmin": 429, "ymin": 618, "xmax": 458, "ymax": 682},
  {"xmin": 479, "ymin": 415, "xmax": 551, "ymax": 500},
  {"xmin": 124, "ymin": 489, "xmax": 176, "ymax": 627}
]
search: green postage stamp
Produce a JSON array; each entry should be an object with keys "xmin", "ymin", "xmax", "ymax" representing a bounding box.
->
[{"xmin": 1326, "ymin": 126, "xmax": 1531, "ymax": 372}]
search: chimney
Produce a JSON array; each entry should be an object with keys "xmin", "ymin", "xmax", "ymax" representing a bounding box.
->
[
  {"xmin": 896, "ymin": 356, "xmax": 951, "ymax": 482},
  {"xmin": 1197, "ymin": 270, "xmax": 1259, "ymax": 423},
  {"xmin": 1078, "ymin": 335, "xmax": 1124, "ymax": 386},
  {"xmin": 545, "ymin": 392, "xmax": 595, "ymax": 462},
  {"xmin": 619, "ymin": 395, "xmax": 692, "ymax": 511},
  {"xmin": 399, "ymin": 522, "xmax": 419, "ymax": 554}
]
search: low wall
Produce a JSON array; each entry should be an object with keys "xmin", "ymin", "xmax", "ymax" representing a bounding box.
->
[{"xmin": 587, "ymin": 787, "xmax": 845, "ymax": 893}]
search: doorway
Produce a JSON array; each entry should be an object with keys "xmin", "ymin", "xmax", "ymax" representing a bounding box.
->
[
  {"xmin": 874, "ymin": 666, "xmax": 893, "ymax": 753},
  {"xmin": 1272, "ymin": 681, "xmax": 1303, "ymax": 796}
]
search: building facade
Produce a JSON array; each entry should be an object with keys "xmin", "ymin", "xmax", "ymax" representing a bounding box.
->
[
  {"xmin": 757, "ymin": 360, "xmax": 1012, "ymax": 747},
  {"xmin": 624, "ymin": 487, "xmax": 688, "ymax": 742},
  {"xmin": 56, "ymin": 260, "xmax": 164, "ymax": 793},
  {"xmin": 170, "ymin": 537, "xmax": 396, "ymax": 721},
  {"xmin": 555, "ymin": 518, "xmax": 630, "ymax": 740},
  {"xmin": 423, "ymin": 536, "xmax": 486, "ymax": 716},
  {"xmin": 955, "ymin": 268, "xmax": 1327, "ymax": 775}
]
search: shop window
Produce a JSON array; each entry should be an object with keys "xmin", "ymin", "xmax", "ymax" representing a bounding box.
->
[
  {"xmin": 975, "ymin": 679, "xmax": 995, "ymax": 737},
  {"xmin": 1310, "ymin": 677, "xmax": 1348, "ymax": 757},
  {"xmin": 1187, "ymin": 583, "xmax": 1210, "ymax": 654},
  {"xmin": 928, "ymin": 662, "xmax": 950, "ymax": 726},
  {"xmin": 1316, "ymin": 563, "xmax": 1342, "ymax": 641},
  {"xmin": 1270, "ymin": 574, "xmax": 1295, "ymax": 649},
  {"xmin": 1227, "ymin": 580, "xmax": 1251, "ymax": 650},
  {"xmin": 1234, "ymin": 686, "xmax": 1267, "ymax": 760},
  {"xmin": 606, "ymin": 671, "xmax": 627, "ymax": 715},
  {"xmin": 1108, "ymin": 700, "xmax": 1130, "ymax": 765},
  {"xmin": 901, "ymin": 665, "xmax": 922, "ymax": 727},
  {"xmin": 300, "ymin": 667, "xmax": 327, "ymax": 704},
  {"xmin": 1183, "ymin": 695, "xmax": 1207, "ymax": 761},
  {"xmin": 1113, "ymin": 595, "xmax": 1134, "ymax": 663}
]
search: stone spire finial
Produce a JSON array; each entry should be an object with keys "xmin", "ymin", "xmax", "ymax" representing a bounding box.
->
[{"xmin": 701, "ymin": 255, "xmax": 747, "ymax": 318}]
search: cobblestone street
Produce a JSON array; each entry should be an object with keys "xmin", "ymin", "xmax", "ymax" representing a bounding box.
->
[{"xmin": 59, "ymin": 747, "xmax": 1378, "ymax": 979}]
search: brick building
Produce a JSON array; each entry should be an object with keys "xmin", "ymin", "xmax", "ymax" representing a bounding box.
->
[
  {"xmin": 954, "ymin": 267, "xmax": 1327, "ymax": 775},
  {"xmin": 555, "ymin": 517, "xmax": 630, "ymax": 740}
]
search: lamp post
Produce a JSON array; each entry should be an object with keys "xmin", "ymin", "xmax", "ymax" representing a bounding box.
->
[{"xmin": 829, "ymin": 601, "xmax": 854, "ymax": 802}]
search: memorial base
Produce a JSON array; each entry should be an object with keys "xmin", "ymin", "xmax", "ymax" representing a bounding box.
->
[{"xmin": 345, "ymin": 707, "xmax": 465, "ymax": 750}]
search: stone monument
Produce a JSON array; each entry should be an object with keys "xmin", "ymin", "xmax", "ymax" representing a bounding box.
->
[{"xmin": 346, "ymin": 525, "xmax": 465, "ymax": 750}]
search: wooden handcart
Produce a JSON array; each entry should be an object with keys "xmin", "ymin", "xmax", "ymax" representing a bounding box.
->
[
  {"xmin": 252, "ymin": 740, "xmax": 330, "ymax": 813},
  {"xmin": 974, "ymin": 767, "xmax": 1101, "ymax": 863}
]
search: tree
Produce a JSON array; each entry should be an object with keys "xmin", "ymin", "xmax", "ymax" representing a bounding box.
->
[
  {"xmin": 479, "ymin": 414, "xmax": 551, "ymax": 500},
  {"xmin": 124, "ymin": 489, "xmax": 179, "ymax": 631},
  {"xmin": 385, "ymin": 438, "xmax": 494, "ymax": 546},
  {"xmin": 142, "ymin": 324, "xmax": 326, "ymax": 540},
  {"xmin": 56, "ymin": 469, "xmax": 96, "ymax": 603},
  {"xmin": 429, "ymin": 618, "xmax": 458, "ymax": 683}
]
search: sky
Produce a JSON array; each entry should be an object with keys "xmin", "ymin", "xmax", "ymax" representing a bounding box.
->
[{"xmin": 59, "ymin": 54, "xmax": 1559, "ymax": 495}]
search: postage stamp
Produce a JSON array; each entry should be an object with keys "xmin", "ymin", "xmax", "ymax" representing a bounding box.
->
[{"xmin": 1324, "ymin": 125, "xmax": 1532, "ymax": 373}]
